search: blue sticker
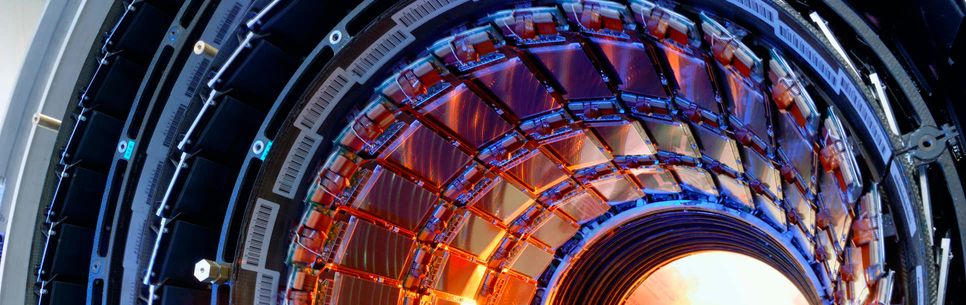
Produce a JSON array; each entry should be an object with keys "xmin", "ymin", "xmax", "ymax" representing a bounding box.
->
[
  {"xmin": 123, "ymin": 140, "xmax": 135, "ymax": 160},
  {"xmin": 259, "ymin": 141, "xmax": 273, "ymax": 160}
]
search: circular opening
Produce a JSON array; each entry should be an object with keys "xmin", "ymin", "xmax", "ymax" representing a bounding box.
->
[
  {"xmin": 252, "ymin": 140, "xmax": 265, "ymax": 154},
  {"xmin": 626, "ymin": 251, "xmax": 808, "ymax": 305},
  {"xmin": 921, "ymin": 139, "xmax": 933, "ymax": 148},
  {"xmin": 328, "ymin": 30, "xmax": 343, "ymax": 45}
]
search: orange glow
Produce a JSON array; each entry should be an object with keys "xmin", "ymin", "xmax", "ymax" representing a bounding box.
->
[{"xmin": 625, "ymin": 251, "xmax": 809, "ymax": 305}]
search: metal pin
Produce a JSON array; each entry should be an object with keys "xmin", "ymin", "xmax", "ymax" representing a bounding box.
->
[
  {"xmin": 33, "ymin": 113, "xmax": 61, "ymax": 131},
  {"xmin": 194, "ymin": 259, "xmax": 230, "ymax": 284},
  {"xmin": 193, "ymin": 40, "xmax": 218, "ymax": 57}
]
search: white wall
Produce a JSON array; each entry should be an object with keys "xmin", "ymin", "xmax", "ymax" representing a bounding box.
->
[{"xmin": 0, "ymin": 0, "xmax": 46, "ymax": 129}]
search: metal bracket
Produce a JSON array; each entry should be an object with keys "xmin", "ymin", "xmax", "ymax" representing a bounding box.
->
[{"xmin": 896, "ymin": 124, "xmax": 960, "ymax": 163}]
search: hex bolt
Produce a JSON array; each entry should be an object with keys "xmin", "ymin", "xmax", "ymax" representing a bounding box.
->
[{"xmin": 194, "ymin": 259, "xmax": 230, "ymax": 284}]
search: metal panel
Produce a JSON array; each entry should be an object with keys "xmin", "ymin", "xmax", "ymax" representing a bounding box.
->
[
  {"xmin": 630, "ymin": 166, "xmax": 681, "ymax": 194},
  {"xmin": 337, "ymin": 218, "xmax": 414, "ymax": 279},
  {"xmin": 591, "ymin": 176, "xmax": 645, "ymax": 203},
  {"xmin": 592, "ymin": 121, "xmax": 656, "ymax": 156},
  {"xmin": 594, "ymin": 38, "xmax": 666, "ymax": 97},
  {"xmin": 333, "ymin": 272, "xmax": 401, "ymax": 305},
  {"xmin": 352, "ymin": 166, "xmax": 438, "ymax": 230},
  {"xmin": 555, "ymin": 192, "xmax": 609, "ymax": 224},
  {"xmin": 640, "ymin": 117, "xmax": 700, "ymax": 158},
  {"xmin": 423, "ymin": 84, "xmax": 513, "ymax": 148},
  {"xmin": 449, "ymin": 212, "xmax": 506, "ymax": 259},
  {"xmin": 474, "ymin": 57, "xmax": 559, "ymax": 118},
  {"xmin": 530, "ymin": 43, "xmax": 611, "ymax": 99},
  {"xmin": 471, "ymin": 178, "xmax": 535, "ymax": 224},
  {"xmin": 530, "ymin": 211, "xmax": 579, "ymax": 250},
  {"xmin": 385, "ymin": 123, "xmax": 471, "ymax": 187},
  {"xmin": 504, "ymin": 152, "xmax": 569, "ymax": 193},
  {"xmin": 509, "ymin": 241, "xmax": 554, "ymax": 279},
  {"xmin": 545, "ymin": 131, "xmax": 610, "ymax": 169},
  {"xmin": 661, "ymin": 45, "xmax": 717, "ymax": 111},
  {"xmin": 433, "ymin": 251, "xmax": 488, "ymax": 298}
]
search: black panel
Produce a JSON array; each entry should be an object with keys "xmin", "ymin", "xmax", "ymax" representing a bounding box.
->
[
  {"xmin": 47, "ymin": 281, "xmax": 86, "ymax": 305},
  {"xmin": 45, "ymin": 224, "xmax": 93, "ymax": 281},
  {"xmin": 112, "ymin": 3, "xmax": 173, "ymax": 62},
  {"xmin": 72, "ymin": 111, "xmax": 122, "ymax": 171},
  {"xmin": 259, "ymin": 0, "xmax": 355, "ymax": 54},
  {"xmin": 193, "ymin": 96, "xmax": 262, "ymax": 164},
  {"xmin": 167, "ymin": 157, "xmax": 233, "ymax": 226},
  {"xmin": 58, "ymin": 167, "xmax": 107, "ymax": 226},
  {"xmin": 90, "ymin": 56, "xmax": 146, "ymax": 118},
  {"xmin": 220, "ymin": 40, "xmax": 298, "ymax": 105},
  {"xmin": 147, "ymin": 0, "xmax": 189, "ymax": 15},
  {"xmin": 159, "ymin": 285, "xmax": 210, "ymax": 305},
  {"xmin": 157, "ymin": 220, "xmax": 217, "ymax": 285}
]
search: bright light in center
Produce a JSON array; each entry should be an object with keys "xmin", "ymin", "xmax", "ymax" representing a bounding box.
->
[{"xmin": 625, "ymin": 251, "xmax": 809, "ymax": 305}]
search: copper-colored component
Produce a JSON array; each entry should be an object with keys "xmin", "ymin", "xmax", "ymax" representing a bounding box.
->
[
  {"xmin": 630, "ymin": 166, "xmax": 680, "ymax": 194},
  {"xmin": 591, "ymin": 176, "xmax": 645, "ymax": 203},
  {"xmin": 492, "ymin": 8, "xmax": 562, "ymax": 42},
  {"xmin": 662, "ymin": 45, "xmax": 718, "ymax": 111},
  {"xmin": 486, "ymin": 273, "xmax": 537, "ymax": 305},
  {"xmin": 381, "ymin": 59, "xmax": 448, "ymax": 106},
  {"xmin": 568, "ymin": 100, "xmax": 622, "ymax": 121},
  {"xmin": 508, "ymin": 241, "xmax": 554, "ymax": 279},
  {"xmin": 504, "ymin": 152, "xmax": 569, "ymax": 193},
  {"xmin": 332, "ymin": 272, "xmax": 402, "ymax": 304},
  {"xmin": 530, "ymin": 211, "xmax": 580, "ymax": 249},
  {"xmin": 640, "ymin": 117, "xmax": 701, "ymax": 158},
  {"xmin": 672, "ymin": 166, "xmax": 717, "ymax": 196},
  {"xmin": 784, "ymin": 183, "xmax": 816, "ymax": 236},
  {"xmin": 385, "ymin": 124, "xmax": 472, "ymax": 188},
  {"xmin": 474, "ymin": 58, "xmax": 559, "ymax": 118},
  {"xmin": 449, "ymin": 212, "xmax": 506, "ymax": 259},
  {"xmin": 595, "ymin": 38, "xmax": 667, "ymax": 98},
  {"xmin": 351, "ymin": 166, "xmax": 438, "ymax": 231},
  {"xmin": 631, "ymin": 1, "xmax": 698, "ymax": 46},
  {"xmin": 338, "ymin": 100, "xmax": 399, "ymax": 153},
  {"xmin": 452, "ymin": 31, "xmax": 497, "ymax": 63},
  {"xmin": 592, "ymin": 121, "xmax": 656, "ymax": 156},
  {"xmin": 717, "ymin": 174, "xmax": 754, "ymax": 209},
  {"xmin": 302, "ymin": 206, "xmax": 333, "ymax": 233},
  {"xmin": 555, "ymin": 192, "xmax": 609, "ymax": 224},
  {"xmin": 433, "ymin": 251, "xmax": 488, "ymax": 298},
  {"xmin": 520, "ymin": 111, "xmax": 573, "ymax": 140},
  {"xmin": 423, "ymin": 84, "xmax": 513, "ymax": 148},
  {"xmin": 529, "ymin": 43, "xmax": 611, "ymax": 100},
  {"xmin": 700, "ymin": 13, "xmax": 761, "ymax": 78},
  {"xmin": 336, "ymin": 218, "xmax": 414, "ymax": 279},
  {"xmin": 478, "ymin": 133, "xmax": 529, "ymax": 167},
  {"xmin": 290, "ymin": 227, "xmax": 325, "ymax": 265},
  {"xmin": 545, "ymin": 131, "xmax": 610, "ymax": 169},
  {"xmin": 470, "ymin": 178, "xmax": 535, "ymax": 225}
]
